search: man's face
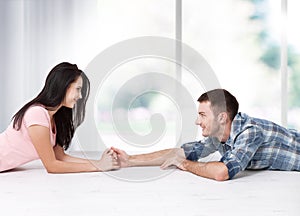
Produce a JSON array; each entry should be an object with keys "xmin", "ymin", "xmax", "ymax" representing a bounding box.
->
[{"xmin": 195, "ymin": 101, "xmax": 221, "ymax": 137}]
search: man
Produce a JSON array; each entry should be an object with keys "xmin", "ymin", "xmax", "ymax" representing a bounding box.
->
[{"xmin": 112, "ymin": 89, "xmax": 300, "ymax": 181}]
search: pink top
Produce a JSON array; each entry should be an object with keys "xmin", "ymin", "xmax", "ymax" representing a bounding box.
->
[{"xmin": 0, "ymin": 105, "xmax": 56, "ymax": 172}]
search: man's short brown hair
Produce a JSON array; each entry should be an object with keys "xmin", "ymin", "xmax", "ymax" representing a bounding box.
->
[{"xmin": 198, "ymin": 89, "xmax": 239, "ymax": 121}]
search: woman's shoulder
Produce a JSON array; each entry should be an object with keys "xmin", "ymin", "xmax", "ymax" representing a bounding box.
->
[
  {"xmin": 24, "ymin": 105, "xmax": 50, "ymax": 122},
  {"xmin": 26, "ymin": 104, "xmax": 48, "ymax": 114}
]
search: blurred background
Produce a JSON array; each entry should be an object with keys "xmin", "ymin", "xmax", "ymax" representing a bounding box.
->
[{"xmin": 0, "ymin": 0, "xmax": 299, "ymax": 151}]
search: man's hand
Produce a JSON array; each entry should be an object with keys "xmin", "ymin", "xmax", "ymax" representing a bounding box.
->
[
  {"xmin": 160, "ymin": 148, "xmax": 187, "ymax": 170},
  {"xmin": 111, "ymin": 147, "xmax": 130, "ymax": 167},
  {"xmin": 111, "ymin": 147, "xmax": 187, "ymax": 168}
]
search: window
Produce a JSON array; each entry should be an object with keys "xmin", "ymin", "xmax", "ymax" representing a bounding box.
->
[{"xmin": 0, "ymin": 0, "xmax": 296, "ymax": 153}]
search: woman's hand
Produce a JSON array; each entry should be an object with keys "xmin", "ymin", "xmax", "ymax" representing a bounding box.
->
[{"xmin": 96, "ymin": 148, "xmax": 120, "ymax": 171}]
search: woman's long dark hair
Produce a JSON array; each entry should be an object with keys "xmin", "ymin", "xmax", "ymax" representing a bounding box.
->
[{"xmin": 12, "ymin": 62, "xmax": 90, "ymax": 150}]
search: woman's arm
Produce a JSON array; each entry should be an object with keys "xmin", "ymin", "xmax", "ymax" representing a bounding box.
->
[
  {"xmin": 54, "ymin": 145, "xmax": 103, "ymax": 163},
  {"xmin": 28, "ymin": 125, "xmax": 119, "ymax": 173}
]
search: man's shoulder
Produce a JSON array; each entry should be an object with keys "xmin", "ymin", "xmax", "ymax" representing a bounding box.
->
[
  {"xmin": 232, "ymin": 112, "xmax": 251, "ymax": 129},
  {"xmin": 233, "ymin": 112, "xmax": 250, "ymax": 121},
  {"xmin": 229, "ymin": 112, "xmax": 262, "ymax": 140},
  {"xmin": 233, "ymin": 112, "xmax": 269, "ymax": 127}
]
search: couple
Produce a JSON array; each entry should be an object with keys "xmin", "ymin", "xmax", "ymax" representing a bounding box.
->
[{"xmin": 1, "ymin": 62, "xmax": 300, "ymax": 181}]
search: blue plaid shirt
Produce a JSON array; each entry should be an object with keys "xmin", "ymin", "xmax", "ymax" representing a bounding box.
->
[{"xmin": 181, "ymin": 112, "xmax": 300, "ymax": 179}]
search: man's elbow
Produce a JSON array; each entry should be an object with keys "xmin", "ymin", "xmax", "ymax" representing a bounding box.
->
[{"xmin": 214, "ymin": 165, "xmax": 229, "ymax": 181}]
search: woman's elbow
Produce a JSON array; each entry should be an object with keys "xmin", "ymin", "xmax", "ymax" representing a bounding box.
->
[
  {"xmin": 43, "ymin": 161, "xmax": 61, "ymax": 174},
  {"xmin": 45, "ymin": 166, "xmax": 58, "ymax": 174}
]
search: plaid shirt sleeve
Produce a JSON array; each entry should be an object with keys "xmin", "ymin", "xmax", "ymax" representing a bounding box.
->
[
  {"xmin": 220, "ymin": 126, "xmax": 263, "ymax": 179},
  {"xmin": 181, "ymin": 137, "xmax": 218, "ymax": 161}
]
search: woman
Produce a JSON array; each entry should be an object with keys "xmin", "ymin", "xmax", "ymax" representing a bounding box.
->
[{"xmin": 0, "ymin": 62, "xmax": 119, "ymax": 173}]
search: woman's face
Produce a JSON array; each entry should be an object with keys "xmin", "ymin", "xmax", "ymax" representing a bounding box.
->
[{"xmin": 63, "ymin": 76, "xmax": 83, "ymax": 108}]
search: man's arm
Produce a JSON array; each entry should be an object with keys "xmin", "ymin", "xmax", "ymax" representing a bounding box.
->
[
  {"xmin": 112, "ymin": 146, "xmax": 229, "ymax": 181},
  {"xmin": 158, "ymin": 149, "xmax": 229, "ymax": 181},
  {"xmin": 163, "ymin": 159, "xmax": 229, "ymax": 181},
  {"xmin": 111, "ymin": 147, "xmax": 184, "ymax": 167},
  {"xmin": 183, "ymin": 160, "xmax": 229, "ymax": 181}
]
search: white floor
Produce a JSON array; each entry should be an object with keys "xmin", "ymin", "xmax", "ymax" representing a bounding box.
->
[{"xmin": 1, "ymin": 152, "xmax": 300, "ymax": 216}]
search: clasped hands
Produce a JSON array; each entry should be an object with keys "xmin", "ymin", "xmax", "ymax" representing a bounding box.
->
[{"xmin": 97, "ymin": 147, "xmax": 187, "ymax": 172}]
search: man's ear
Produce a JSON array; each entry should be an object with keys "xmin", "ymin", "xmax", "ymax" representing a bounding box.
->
[{"xmin": 218, "ymin": 112, "xmax": 227, "ymax": 124}]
